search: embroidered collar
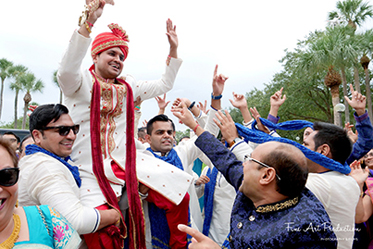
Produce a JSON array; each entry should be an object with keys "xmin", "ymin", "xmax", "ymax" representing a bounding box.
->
[{"xmin": 255, "ymin": 196, "xmax": 299, "ymax": 213}]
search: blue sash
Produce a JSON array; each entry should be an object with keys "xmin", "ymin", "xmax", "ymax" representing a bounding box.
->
[
  {"xmin": 25, "ymin": 144, "xmax": 81, "ymax": 187},
  {"xmin": 235, "ymin": 118, "xmax": 351, "ymax": 174}
]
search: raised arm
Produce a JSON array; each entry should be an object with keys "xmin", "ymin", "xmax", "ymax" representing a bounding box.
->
[
  {"xmin": 57, "ymin": 0, "xmax": 107, "ymax": 96},
  {"xmin": 269, "ymin": 87, "xmax": 286, "ymax": 119},
  {"xmin": 349, "ymin": 160, "xmax": 373, "ymax": 223},
  {"xmin": 172, "ymin": 103, "xmax": 244, "ymax": 190},
  {"xmin": 345, "ymin": 84, "xmax": 373, "ymax": 164},
  {"xmin": 155, "ymin": 93, "xmax": 170, "ymax": 115},
  {"xmin": 229, "ymin": 92, "xmax": 252, "ymax": 123},
  {"xmin": 132, "ymin": 19, "xmax": 182, "ymax": 101},
  {"xmin": 166, "ymin": 18, "xmax": 178, "ymax": 59}
]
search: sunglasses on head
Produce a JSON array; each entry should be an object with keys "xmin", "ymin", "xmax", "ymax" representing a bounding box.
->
[
  {"xmin": 0, "ymin": 168, "xmax": 19, "ymax": 187},
  {"xmin": 41, "ymin": 125, "xmax": 80, "ymax": 136}
]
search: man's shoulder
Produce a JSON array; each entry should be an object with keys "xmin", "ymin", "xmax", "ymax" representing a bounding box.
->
[{"xmin": 20, "ymin": 153, "xmax": 72, "ymax": 171}]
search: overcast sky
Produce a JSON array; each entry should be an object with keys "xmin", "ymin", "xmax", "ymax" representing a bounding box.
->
[{"xmin": 2, "ymin": 0, "xmax": 373, "ymax": 130}]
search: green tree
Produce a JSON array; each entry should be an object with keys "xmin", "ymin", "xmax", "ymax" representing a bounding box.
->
[
  {"xmin": 19, "ymin": 72, "xmax": 44, "ymax": 129},
  {"xmin": 9, "ymin": 65, "xmax": 28, "ymax": 129},
  {"xmin": 53, "ymin": 70, "xmax": 63, "ymax": 104},
  {"xmin": 328, "ymin": 0, "xmax": 373, "ymax": 29},
  {"xmin": 0, "ymin": 58, "xmax": 14, "ymax": 120},
  {"xmin": 359, "ymin": 29, "xmax": 373, "ymax": 123},
  {"xmin": 175, "ymin": 129, "xmax": 190, "ymax": 144},
  {"xmin": 329, "ymin": 0, "xmax": 373, "ymax": 121}
]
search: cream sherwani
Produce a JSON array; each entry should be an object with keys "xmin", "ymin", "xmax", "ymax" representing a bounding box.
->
[{"xmin": 57, "ymin": 30, "xmax": 192, "ymax": 210}]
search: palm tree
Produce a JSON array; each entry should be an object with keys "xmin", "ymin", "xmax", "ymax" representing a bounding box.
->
[
  {"xmin": 298, "ymin": 26, "xmax": 358, "ymax": 124},
  {"xmin": 359, "ymin": 29, "xmax": 373, "ymax": 123},
  {"xmin": 53, "ymin": 70, "xmax": 63, "ymax": 104},
  {"xmin": 9, "ymin": 65, "xmax": 28, "ymax": 129},
  {"xmin": 328, "ymin": 0, "xmax": 373, "ymax": 30},
  {"xmin": 325, "ymin": 66, "xmax": 343, "ymax": 125},
  {"xmin": 329, "ymin": 0, "xmax": 373, "ymax": 94},
  {"xmin": 19, "ymin": 72, "xmax": 44, "ymax": 129},
  {"xmin": 0, "ymin": 58, "xmax": 14, "ymax": 120}
]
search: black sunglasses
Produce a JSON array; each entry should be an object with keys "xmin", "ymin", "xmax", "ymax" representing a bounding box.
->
[
  {"xmin": 41, "ymin": 125, "xmax": 80, "ymax": 136},
  {"xmin": 0, "ymin": 168, "xmax": 19, "ymax": 187}
]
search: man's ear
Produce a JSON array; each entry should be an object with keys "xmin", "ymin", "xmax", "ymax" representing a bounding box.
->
[
  {"xmin": 316, "ymin": 144, "xmax": 331, "ymax": 157},
  {"xmin": 145, "ymin": 134, "xmax": 151, "ymax": 144},
  {"xmin": 32, "ymin": 130, "xmax": 43, "ymax": 145},
  {"xmin": 259, "ymin": 168, "xmax": 276, "ymax": 186},
  {"xmin": 92, "ymin": 54, "xmax": 98, "ymax": 64}
]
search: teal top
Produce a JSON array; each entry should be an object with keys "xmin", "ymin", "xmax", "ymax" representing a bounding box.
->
[{"xmin": 14, "ymin": 205, "xmax": 81, "ymax": 248}]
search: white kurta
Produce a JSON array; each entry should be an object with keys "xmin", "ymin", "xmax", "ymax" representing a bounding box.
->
[
  {"xmin": 57, "ymin": 30, "xmax": 191, "ymax": 209},
  {"xmin": 306, "ymin": 172, "xmax": 359, "ymax": 249},
  {"xmin": 18, "ymin": 153, "xmax": 100, "ymax": 235},
  {"xmin": 198, "ymin": 166, "xmax": 236, "ymax": 246}
]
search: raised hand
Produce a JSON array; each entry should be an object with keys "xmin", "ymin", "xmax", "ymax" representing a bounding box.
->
[
  {"xmin": 349, "ymin": 160, "xmax": 369, "ymax": 189},
  {"xmin": 171, "ymin": 102, "xmax": 196, "ymax": 129},
  {"xmin": 250, "ymin": 107, "xmax": 270, "ymax": 134},
  {"xmin": 86, "ymin": 0, "xmax": 106, "ymax": 22},
  {"xmin": 229, "ymin": 92, "xmax": 248, "ymax": 110},
  {"xmin": 344, "ymin": 84, "xmax": 366, "ymax": 116},
  {"xmin": 166, "ymin": 19, "xmax": 178, "ymax": 58},
  {"xmin": 155, "ymin": 94, "xmax": 170, "ymax": 111},
  {"xmin": 344, "ymin": 122, "xmax": 358, "ymax": 144},
  {"xmin": 212, "ymin": 65, "xmax": 228, "ymax": 97},
  {"xmin": 197, "ymin": 100, "xmax": 209, "ymax": 114},
  {"xmin": 270, "ymin": 87, "xmax": 286, "ymax": 108},
  {"xmin": 269, "ymin": 87, "xmax": 286, "ymax": 117},
  {"xmin": 213, "ymin": 110, "xmax": 239, "ymax": 144}
]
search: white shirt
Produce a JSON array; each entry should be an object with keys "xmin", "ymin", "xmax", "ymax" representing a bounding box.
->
[
  {"xmin": 18, "ymin": 152, "xmax": 100, "ymax": 235},
  {"xmin": 306, "ymin": 172, "xmax": 360, "ymax": 249}
]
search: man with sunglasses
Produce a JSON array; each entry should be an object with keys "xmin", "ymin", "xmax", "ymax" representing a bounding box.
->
[
  {"xmin": 18, "ymin": 104, "xmax": 121, "ymax": 236},
  {"xmin": 172, "ymin": 104, "xmax": 337, "ymax": 248}
]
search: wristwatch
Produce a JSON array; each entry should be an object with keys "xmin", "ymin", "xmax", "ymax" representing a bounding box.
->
[{"xmin": 229, "ymin": 137, "xmax": 241, "ymax": 148}]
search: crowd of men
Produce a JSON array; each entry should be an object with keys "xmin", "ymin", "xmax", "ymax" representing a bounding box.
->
[{"xmin": 3, "ymin": 0, "xmax": 373, "ymax": 248}]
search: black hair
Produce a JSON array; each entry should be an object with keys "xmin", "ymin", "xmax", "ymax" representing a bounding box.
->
[
  {"xmin": 146, "ymin": 114, "xmax": 175, "ymax": 135},
  {"xmin": 29, "ymin": 104, "xmax": 69, "ymax": 137},
  {"xmin": 19, "ymin": 134, "xmax": 33, "ymax": 154},
  {"xmin": 138, "ymin": 127, "xmax": 147, "ymax": 139},
  {"xmin": 261, "ymin": 143, "xmax": 308, "ymax": 198},
  {"xmin": 179, "ymin": 136, "xmax": 190, "ymax": 143},
  {"xmin": 3, "ymin": 131, "xmax": 20, "ymax": 143},
  {"xmin": 313, "ymin": 122, "xmax": 352, "ymax": 164}
]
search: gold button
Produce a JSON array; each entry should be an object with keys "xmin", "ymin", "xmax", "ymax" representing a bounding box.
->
[
  {"xmin": 237, "ymin": 222, "xmax": 243, "ymax": 229},
  {"xmin": 249, "ymin": 215, "xmax": 255, "ymax": 221},
  {"xmin": 229, "ymin": 235, "xmax": 232, "ymax": 242}
]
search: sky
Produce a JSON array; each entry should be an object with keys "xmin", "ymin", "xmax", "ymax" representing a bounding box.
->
[{"xmin": 1, "ymin": 0, "xmax": 373, "ymax": 131}]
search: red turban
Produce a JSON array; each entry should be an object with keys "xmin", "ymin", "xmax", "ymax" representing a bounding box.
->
[{"xmin": 91, "ymin": 23, "xmax": 129, "ymax": 60}]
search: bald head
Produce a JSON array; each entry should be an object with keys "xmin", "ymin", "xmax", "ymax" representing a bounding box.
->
[{"xmin": 256, "ymin": 141, "xmax": 308, "ymax": 198}]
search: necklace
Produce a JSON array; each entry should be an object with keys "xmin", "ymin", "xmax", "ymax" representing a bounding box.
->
[{"xmin": 0, "ymin": 214, "xmax": 21, "ymax": 249}]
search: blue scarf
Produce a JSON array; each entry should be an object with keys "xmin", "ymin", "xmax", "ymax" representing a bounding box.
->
[
  {"xmin": 146, "ymin": 147, "xmax": 189, "ymax": 248},
  {"xmin": 236, "ymin": 118, "xmax": 351, "ymax": 174},
  {"xmin": 25, "ymin": 144, "xmax": 82, "ymax": 187},
  {"xmin": 146, "ymin": 147, "xmax": 184, "ymax": 170},
  {"xmin": 202, "ymin": 167, "xmax": 219, "ymax": 236}
]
